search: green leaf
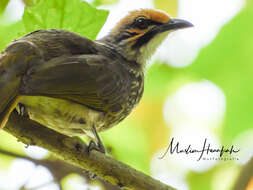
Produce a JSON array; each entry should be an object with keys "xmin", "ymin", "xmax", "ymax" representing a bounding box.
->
[
  {"xmin": 0, "ymin": 0, "xmax": 108, "ymax": 52},
  {"xmin": 22, "ymin": 0, "xmax": 108, "ymax": 39}
]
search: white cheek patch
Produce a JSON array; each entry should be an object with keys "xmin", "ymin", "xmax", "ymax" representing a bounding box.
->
[{"xmin": 138, "ymin": 31, "xmax": 170, "ymax": 65}]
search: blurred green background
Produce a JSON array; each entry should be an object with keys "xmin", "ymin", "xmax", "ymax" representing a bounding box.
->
[{"xmin": 0, "ymin": 0, "xmax": 252, "ymax": 190}]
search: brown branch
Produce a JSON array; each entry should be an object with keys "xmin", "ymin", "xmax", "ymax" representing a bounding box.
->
[
  {"xmin": 4, "ymin": 112, "xmax": 176, "ymax": 190},
  {"xmin": 233, "ymin": 157, "xmax": 253, "ymax": 190}
]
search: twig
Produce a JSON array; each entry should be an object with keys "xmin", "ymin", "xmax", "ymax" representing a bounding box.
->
[{"xmin": 4, "ymin": 112, "xmax": 176, "ymax": 190}]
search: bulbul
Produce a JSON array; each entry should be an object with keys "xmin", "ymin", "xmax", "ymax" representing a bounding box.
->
[{"xmin": 0, "ymin": 9, "xmax": 193, "ymax": 153}]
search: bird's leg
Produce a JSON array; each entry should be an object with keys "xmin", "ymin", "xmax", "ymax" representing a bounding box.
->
[
  {"xmin": 86, "ymin": 126, "xmax": 106, "ymax": 180},
  {"xmin": 87, "ymin": 125, "xmax": 106, "ymax": 154}
]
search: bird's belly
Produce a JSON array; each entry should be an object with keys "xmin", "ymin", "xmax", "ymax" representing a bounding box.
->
[{"xmin": 19, "ymin": 96, "xmax": 105, "ymax": 137}]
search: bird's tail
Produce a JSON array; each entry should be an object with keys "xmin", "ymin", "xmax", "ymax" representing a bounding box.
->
[
  {"xmin": 0, "ymin": 40, "xmax": 42, "ymax": 129},
  {"xmin": 0, "ymin": 50, "xmax": 22, "ymax": 129}
]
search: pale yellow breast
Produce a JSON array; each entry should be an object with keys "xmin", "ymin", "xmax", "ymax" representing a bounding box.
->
[{"xmin": 19, "ymin": 96, "xmax": 104, "ymax": 137}]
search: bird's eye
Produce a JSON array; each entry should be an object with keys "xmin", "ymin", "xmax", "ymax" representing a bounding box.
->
[{"xmin": 134, "ymin": 17, "xmax": 149, "ymax": 29}]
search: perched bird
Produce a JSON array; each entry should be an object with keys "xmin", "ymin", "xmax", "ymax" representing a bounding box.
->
[{"xmin": 0, "ymin": 9, "xmax": 193, "ymax": 153}]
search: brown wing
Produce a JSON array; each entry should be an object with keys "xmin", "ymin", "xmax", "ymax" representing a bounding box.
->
[
  {"xmin": 0, "ymin": 29, "xmax": 115, "ymax": 128},
  {"xmin": 20, "ymin": 54, "xmax": 129, "ymax": 112}
]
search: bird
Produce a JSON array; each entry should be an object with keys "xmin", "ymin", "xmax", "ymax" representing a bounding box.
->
[{"xmin": 0, "ymin": 9, "xmax": 193, "ymax": 153}]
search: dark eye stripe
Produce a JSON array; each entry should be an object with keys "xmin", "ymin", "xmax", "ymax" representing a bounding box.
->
[
  {"xmin": 127, "ymin": 31, "xmax": 139, "ymax": 36},
  {"xmin": 116, "ymin": 19, "xmax": 164, "ymax": 43},
  {"xmin": 132, "ymin": 28, "xmax": 157, "ymax": 49}
]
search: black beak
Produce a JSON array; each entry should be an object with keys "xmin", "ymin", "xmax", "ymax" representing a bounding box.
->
[{"xmin": 159, "ymin": 18, "xmax": 193, "ymax": 32}]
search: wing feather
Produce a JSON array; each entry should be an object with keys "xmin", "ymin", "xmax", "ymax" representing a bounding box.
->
[{"xmin": 20, "ymin": 54, "xmax": 128, "ymax": 112}]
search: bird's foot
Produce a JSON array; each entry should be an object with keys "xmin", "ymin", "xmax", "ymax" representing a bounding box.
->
[
  {"xmin": 87, "ymin": 139, "xmax": 105, "ymax": 154},
  {"xmin": 16, "ymin": 103, "xmax": 29, "ymax": 117},
  {"xmin": 86, "ymin": 142, "xmax": 101, "ymax": 180},
  {"xmin": 87, "ymin": 125, "xmax": 106, "ymax": 154},
  {"xmin": 87, "ymin": 128, "xmax": 106, "ymax": 181}
]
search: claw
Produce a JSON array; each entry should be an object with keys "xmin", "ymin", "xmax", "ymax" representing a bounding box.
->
[
  {"xmin": 87, "ymin": 139, "xmax": 105, "ymax": 154},
  {"xmin": 84, "ymin": 126, "xmax": 106, "ymax": 180},
  {"xmin": 87, "ymin": 126, "xmax": 106, "ymax": 154},
  {"xmin": 16, "ymin": 103, "xmax": 28, "ymax": 117}
]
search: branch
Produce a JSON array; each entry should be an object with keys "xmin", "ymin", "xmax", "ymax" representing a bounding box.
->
[
  {"xmin": 233, "ymin": 157, "xmax": 253, "ymax": 190},
  {"xmin": 4, "ymin": 112, "xmax": 176, "ymax": 190}
]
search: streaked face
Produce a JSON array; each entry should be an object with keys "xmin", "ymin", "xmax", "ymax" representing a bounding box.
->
[
  {"xmin": 110, "ymin": 9, "xmax": 193, "ymax": 64},
  {"xmin": 112, "ymin": 9, "xmax": 171, "ymax": 48}
]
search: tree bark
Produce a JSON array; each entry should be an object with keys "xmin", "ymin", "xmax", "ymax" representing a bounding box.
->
[{"xmin": 4, "ymin": 112, "xmax": 176, "ymax": 190}]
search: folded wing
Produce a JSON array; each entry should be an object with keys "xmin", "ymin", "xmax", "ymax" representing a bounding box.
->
[{"xmin": 20, "ymin": 54, "xmax": 128, "ymax": 112}]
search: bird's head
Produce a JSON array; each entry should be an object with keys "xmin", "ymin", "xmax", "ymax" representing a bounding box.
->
[{"xmin": 99, "ymin": 9, "xmax": 193, "ymax": 68}]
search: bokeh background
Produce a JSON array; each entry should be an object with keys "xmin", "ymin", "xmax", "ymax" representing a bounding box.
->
[{"xmin": 0, "ymin": 0, "xmax": 252, "ymax": 189}]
